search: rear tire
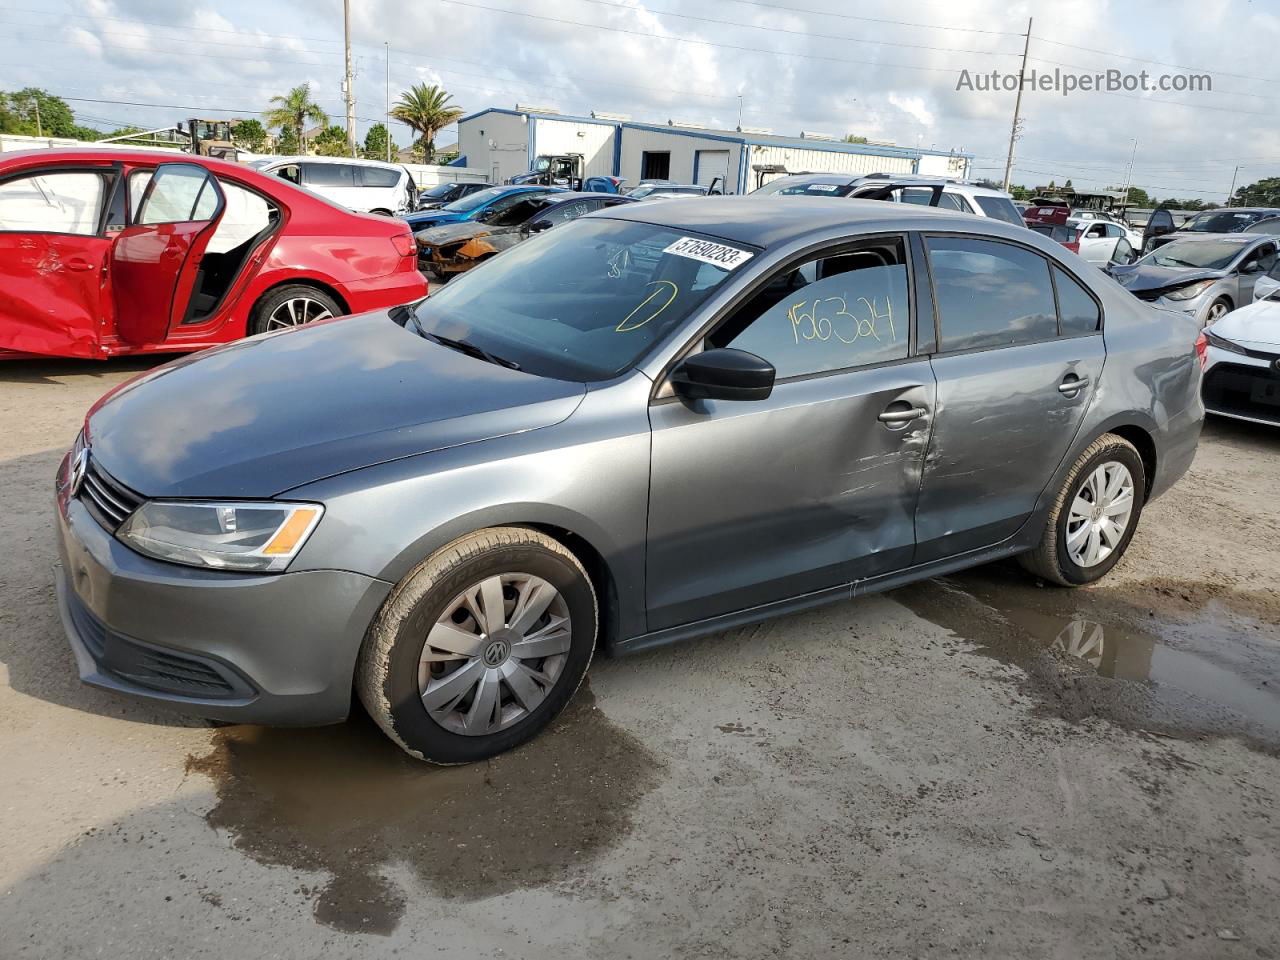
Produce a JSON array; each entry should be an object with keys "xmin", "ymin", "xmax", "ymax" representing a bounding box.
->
[
  {"xmin": 356, "ymin": 528, "xmax": 597, "ymax": 764},
  {"xmin": 1018, "ymin": 434, "xmax": 1146, "ymax": 587},
  {"xmin": 248, "ymin": 285, "xmax": 344, "ymax": 335}
]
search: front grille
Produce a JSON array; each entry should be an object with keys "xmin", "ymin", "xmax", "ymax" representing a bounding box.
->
[
  {"xmin": 78, "ymin": 457, "xmax": 143, "ymax": 531},
  {"xmin": 66, "ymin": 591, "xmax": 253, "ymax": 700},
  {"xmin": 1204, "ymin": 362, "xmax": 1280, "ymax": 424}
]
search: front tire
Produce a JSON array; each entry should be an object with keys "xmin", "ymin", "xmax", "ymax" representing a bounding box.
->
[
  {"xmin": 1019, "ymin": 434, "xmax": 1146, "ymax": 586},
  {"xmin": 356, "ymin": 528, "xmax": 597, "ymax": 764}
]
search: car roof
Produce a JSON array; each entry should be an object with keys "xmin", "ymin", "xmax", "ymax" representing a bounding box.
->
[
  {"xmin": 1162, "ymin": 234, "xmax": 1259, "ymax": 244},
  {"xmin": 260, "ymin": 155, "xmax": 406, "ymax": 170},
  {"xmin": 543, "ymin": 191, "xmax": 633, "ymax": 203},
  {"xmin": 596, "ymin": 194, "xmax": 1015, "ymax": 249}
]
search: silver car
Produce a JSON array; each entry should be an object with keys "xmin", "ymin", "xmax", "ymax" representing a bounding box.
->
[
  {"xmin": 53, "ymin": 198, "xmax": 1203, "ymax": 763},
  {"xmin": 1108, "ymin": 235, "xmax": 1280, "ymax": 325}
]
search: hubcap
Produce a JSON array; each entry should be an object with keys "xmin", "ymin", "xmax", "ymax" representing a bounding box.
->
[
  {"xmin": 266, "ymin": 296, "xmax": 334, "ymax": 330},
  {"xmin": 1209, "ymin": 302, "xmax": 1228, "ymax": 322},
  {"xmin": 1065, "ymin": 461, "xmax": 1135, "ymax": 568},
  {"xmin": 418, "ymin": 573, "xmax": 572, "ymax": 736}
]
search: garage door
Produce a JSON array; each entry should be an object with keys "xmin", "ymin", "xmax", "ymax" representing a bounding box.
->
[{"xmin": 694, "ymin": 150, "xmax": 730, "ymax": 192}]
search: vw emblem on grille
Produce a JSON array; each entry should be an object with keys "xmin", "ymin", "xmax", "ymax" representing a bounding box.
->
[{"xmin": 69, "ymin": 448, "xmax": 90, "ymax": 497}]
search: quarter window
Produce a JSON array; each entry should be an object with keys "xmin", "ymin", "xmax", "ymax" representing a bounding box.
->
[
  {"xmin": 0, "ymin": 171, "xmax": 106, "ymax": 235},
  {"xmin": 1054, "ymin": 267, "xmax": 1101, "ymax": 335},
  {"xmin": 710, "ymin": 237, "xmax": 910, "ymax": 378},
  {"xmin": 926, "ymin": 236, "xmax": 1058, "ymax": 351},
  {"xmin": 359, "ymin": 166, "xmax": 400, "ymax": 188},
  {"xmin": 973, "ymin": 195, "xmax": 1024, "ymax": 225}
]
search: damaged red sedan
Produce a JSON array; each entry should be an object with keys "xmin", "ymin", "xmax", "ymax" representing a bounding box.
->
[{"xmin": 0, "ymin": 149, "xmax": 427, "ymax": 359}]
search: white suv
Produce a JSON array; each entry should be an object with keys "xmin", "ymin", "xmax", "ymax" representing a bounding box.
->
[
  {"xmin": 754, "ymin": 173, "xmax": 1024, "ymax": 225},
  {"xmin": 253, "ymin": 156, "xmax": 417, "ymax": 216}
]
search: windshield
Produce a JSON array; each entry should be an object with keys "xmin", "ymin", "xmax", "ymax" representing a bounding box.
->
[
  {"xmin": 753, "ymin": 178, "xmax": 850, "ymax": 197},
  {"xmin": 443, "ymin": 186, "xmax": 506, "ymax": 212},
  {"xmin": 421, "ymin": 183, "xmax": 459, "ymax": 200},
  {"xmin": 403, "ymin": 218, "xmax": 756, "ymax": 380},
  {"xmin": 1183, "ymin": 210, "xmax": 1274, "ymax": 233},
  {"xmin": 1141, "ymin": 239, "xmax": 1247, "ymax": 270},
  {"xmin": 534, "ymin": 157, "xmax": 551, "ymax": 173}
]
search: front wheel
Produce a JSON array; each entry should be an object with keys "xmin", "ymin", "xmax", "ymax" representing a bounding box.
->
[
  {"xmin": 1205, "ymin": 297, "xmax": 1231, "ymax": 325},
  {"xmin": 357, "ymin": 528, "xmax": 598, "ymax": 764},
  {"xmin": 1019, "ymin": 434, "xmax": 1146, "ymax": 586}
]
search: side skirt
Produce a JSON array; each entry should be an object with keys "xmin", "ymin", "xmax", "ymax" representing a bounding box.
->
[{"xmin": 609, "ymin": 539, "xmax": 1030, "ymax": 657}]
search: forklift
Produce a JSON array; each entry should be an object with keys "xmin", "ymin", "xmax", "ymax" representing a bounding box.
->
[
  {"xmin": 182, "ymin": 119, "xmax": 238, "ymax": 160},
  {"xmin": 510, "ymin": 154, "xmax": 585, "ymax": 189}
]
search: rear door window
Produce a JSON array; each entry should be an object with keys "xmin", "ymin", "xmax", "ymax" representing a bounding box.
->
[
  {"xmin": 0, "ymin": 171, "xmax": 106, "ymax": 235},
  {"xmin": 136, "ymin": 164, "xmax": 220, "ymax": 225},
  {"xmin": 1053, "ymin": 267, "xmax": 1101, "ymax": 335},
  {"xmin": 302, "ymin": 163, "xmax": 356, "ymax": 187},
  {"xmin": 926, "ymin": 235, "xmax": 1058, "ymax": 351},
  {"xmin": 709, "ymin": 236, "xmax": 911, "ymax": 379}
]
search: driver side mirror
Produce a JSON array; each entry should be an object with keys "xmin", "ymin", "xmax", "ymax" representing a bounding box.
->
[
  {"xmin": 1242, "ymin": 259, "xmax": 1264, "ymax": 275},
  {"xmin": 525, "ymin": 219, "xmax": 553, "ymax": 234},
  {"xmin": 670, "ymin": 348, "xmax": 775, "ymax": 403}
]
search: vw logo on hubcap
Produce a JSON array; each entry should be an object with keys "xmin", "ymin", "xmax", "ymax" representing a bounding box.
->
[{"xmin": 482, "ymin": 638, "xmax": 511, "ymax": 667}]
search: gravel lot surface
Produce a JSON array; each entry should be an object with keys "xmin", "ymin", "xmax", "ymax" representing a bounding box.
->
[{"xmin": 2, "ymin": 358, "xmax": 1277, "ymax": 958}]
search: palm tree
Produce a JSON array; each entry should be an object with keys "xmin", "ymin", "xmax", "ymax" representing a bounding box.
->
[
  {"xmin": 391, "ymin": 83, "xmax": 463, "ymax": 164},
  {"xmin": 264, "ymin": 84, "xmax": 328, "ymax": 154}
]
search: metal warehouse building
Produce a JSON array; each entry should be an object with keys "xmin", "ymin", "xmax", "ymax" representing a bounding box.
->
[{"xmin": 457, "ymin": 107, "xmax": 973, "ymax": 193}]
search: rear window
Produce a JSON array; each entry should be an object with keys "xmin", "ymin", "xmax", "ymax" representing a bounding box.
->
[
  {"xmin": 359, "ymin": 166, "xmax": 400, "ymax": 188},
  {"xmin": 974, "ymin": 195, "xmax": 1024, "ymax": 226}
]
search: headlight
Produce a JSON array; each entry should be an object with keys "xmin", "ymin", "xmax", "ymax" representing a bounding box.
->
[
  {"xmin": 1164, "ymin": 279, "xmax": 1215, "ymax": 301},
  {"xmin": 119, "ymin": 501, "xmax": 323, "ymax": 572},
  {"xmin": 1205, "ymin": 331, "xmax": 1247, "ymax": 355}
]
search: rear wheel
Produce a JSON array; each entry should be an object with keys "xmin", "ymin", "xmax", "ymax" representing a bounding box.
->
[
  {"xmin": 356, "ymin": 527, "xmax": 597, "ymax": 764},
  {"xmin": 1019, "ymin": 434, "xmax": 1145, "ymax": 586},
  {"xmin": 248, "ymin": 285, "xmax": 344, "ymax": 335}
]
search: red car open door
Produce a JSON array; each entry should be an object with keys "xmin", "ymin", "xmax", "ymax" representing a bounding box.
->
[
  {"xmin": 0, "ymin": 164, "xmax": 118, "ymax": 358},
  {"xmin": 112, "ymin": 162, "xmax": 225, "ymax": 346}
]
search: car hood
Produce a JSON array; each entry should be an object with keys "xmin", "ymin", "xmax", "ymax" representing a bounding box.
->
[
  {"xmin": 1212, "ymin": 300, "xmax": 1280, "ymax": 348},
  {"xmin": 85, "ymin": 312, "xmax": 586, "ymax": 499},
  {"xmin": 404, "ymin": 209, "xmax": 467, "ymax": 229},
  {"xmin": 1108, "ymin": 263, "xmax": 1225, "ymax": 293},
  {"xmin": 416, "ymin": 221, "xmax": 509, "ymax": 246}
]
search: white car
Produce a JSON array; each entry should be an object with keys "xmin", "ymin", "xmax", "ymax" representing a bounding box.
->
[
  {"xmin": 1071, "ymin": 218, "xmax": 1143, "ymax": 265},
  {"xmin": 1201, "ymin": 296, "xmax": 1280, "ymax": 426},
  {"xmin": 252, "ymin": 156, "xmax": 417, "ymax": 216}
]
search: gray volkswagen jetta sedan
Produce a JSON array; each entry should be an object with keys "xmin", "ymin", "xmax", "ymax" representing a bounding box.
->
[{"xmin": 54, "ymin": 198, "xmax": 1203, "ymax": 763}]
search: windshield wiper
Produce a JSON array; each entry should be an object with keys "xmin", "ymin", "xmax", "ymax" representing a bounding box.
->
[{"xmin": 424, "ymin": 332, "xmax": 522, "ymax": 370}]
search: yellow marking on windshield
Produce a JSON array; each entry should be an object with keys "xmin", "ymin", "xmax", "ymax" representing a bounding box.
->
[{"xmin": 616, "ymin": 280, "xmax": 679, "ymax": 333}]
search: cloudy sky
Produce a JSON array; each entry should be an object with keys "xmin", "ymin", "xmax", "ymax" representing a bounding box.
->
[{"xmin": 5, "ymin": 0, "xmax": 1279, "ymax": 199}]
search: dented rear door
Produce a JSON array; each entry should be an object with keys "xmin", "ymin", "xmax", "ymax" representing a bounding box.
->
[{"xmin": 0, "ymin": 164, "xmax": 117, "ymax": 358}]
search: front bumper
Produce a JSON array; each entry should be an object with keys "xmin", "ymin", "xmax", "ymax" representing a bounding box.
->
[
  {"xmin": 1203, "ymin": 348, "xmax": 1280, "ymax": 426},
  {"xmin": 54, "ymin": 486, "xmax": 392, "ymax": 725}
]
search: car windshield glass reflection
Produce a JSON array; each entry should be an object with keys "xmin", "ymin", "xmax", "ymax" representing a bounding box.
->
[
  {"xmin": 1183, "ymin": 210, "xmax": 1273, "ymax": 233},
  {"xmin": 1142, "ymin": 240, "xmax": 1248, "ymax": 270},
  {"xmin": 403, "ymin": 218, "xmax": 755, "ymax": 381},
  {"xmin": 442, "ymin": 187, "xmax": 505, "ymax": 213}
]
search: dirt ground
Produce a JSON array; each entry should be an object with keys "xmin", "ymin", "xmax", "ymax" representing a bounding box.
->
[{"xmin": 1, "ymin": 358, "xmax": 1278, "ymax": 959}]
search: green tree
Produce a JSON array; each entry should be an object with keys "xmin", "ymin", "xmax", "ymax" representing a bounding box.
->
[
  {"xmin": 362, "ymin": 122, "xmax": 399, "ymax": 161},
  {"xmin": 232, "ymin": 118, "xmax": 269, "ymax": 152},
  {"xmin": 312, "ymin": 124, "xmax": 349, "ymax": 157},
  {"xmin": 1231, "ymin": 177, "xmax": 1280, "ymax": 207},
  {"xmin": 391, "ymin": 83, "xmax": 463, "ymax": 163},
  {"xmin": 277, "ymin": 126, "xmax": 300, "ymax": 155},
  {"xmin": 3, "ymin": 88, "xmax": 79, "ymax": 137},
  {"xmin": 842, "ymin": 134, "xmax": 868, "ymax": 144},
  {"xmin": 1124, "ymin": 186, "xmax": 1151, "ymax": 207},
  {"xmin": 263, "ymin": 83, "xmax": 328, "ymax": 153}
]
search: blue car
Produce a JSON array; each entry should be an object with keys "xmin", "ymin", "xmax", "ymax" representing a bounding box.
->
[{"xmin": 402, "ymin": 185, "xmax": 563, "ymax": 231}]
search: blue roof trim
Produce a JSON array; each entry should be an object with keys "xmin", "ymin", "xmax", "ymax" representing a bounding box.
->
[{"xmin": 457, "ymin": 106, "xmax": 618, "ymax": 128}]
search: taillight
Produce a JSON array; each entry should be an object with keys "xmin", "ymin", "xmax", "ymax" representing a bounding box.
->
[
  {"xmin": 1064, "ymin": 241, "xmax": 1080, "ymax": 254},
  {"xmin": 391, "ymin": 231, "xmax": 416, "ymax": 258},
  {"xmin": 1194, "ymin": 331, "xmax": 1209, "ymax": 369}
]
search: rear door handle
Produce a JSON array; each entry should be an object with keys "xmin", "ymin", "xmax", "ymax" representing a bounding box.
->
[
  {"xmin": 65, "ymin": 259, "xmax": 95, "ymax": 272},
  {"xmin": 1058, "ymin": 375, "xmax": 1091, "ymax": 394},
  {"xmin": 878, "ymin": 406, "xmax": 928, "ymax": 425}
]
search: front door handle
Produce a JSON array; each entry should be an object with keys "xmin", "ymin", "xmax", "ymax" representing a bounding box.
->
[
  {"xmin": 1058, "ymin": 375, "xmax": 1091, "ymax": 395},
  {"xmin": 878, "ymin": 405, "xmax": 928, "ymax": 425}
]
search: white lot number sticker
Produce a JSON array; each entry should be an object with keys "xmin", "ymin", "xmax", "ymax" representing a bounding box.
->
[
  {"xmin": 663, "ymin": 236, "xmax": 754, "ymax": 271},
  {"xmin": 807, "ymin": 183, "xmax": 840, "ymax": 192}
]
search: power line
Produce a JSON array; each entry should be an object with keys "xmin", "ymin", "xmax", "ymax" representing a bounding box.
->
[
  {"xmin": 1027, "ymin": 33, "xmax": 1280, "ymax": 85},
  {"xmin": 709, "ymin": 0, "xmax": 1024, "ymax": 36}
]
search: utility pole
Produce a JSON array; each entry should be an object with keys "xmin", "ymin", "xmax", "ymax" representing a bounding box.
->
[
  {"xmin": 736, "ymin": 95, "xmax": 743, "ymax": 130},
  {"xmin": 33, "ymin": 97, "xmax": 42, "ymax": 138},
  {"xmin": 1227, "ymin": 164, "xmax": 1240, "ymax": 205},
  {"xmin": 385, "ymin": 42, "xmax": 392, "ymax": 162},
  {"xmin": 1002, "ymin": 16, "xmax": 1032, "ymax": 193},
  {"xmin": 343, "ymin": 0, "xmax": 356, "ymax": 157},
  {"xmin": 1120, "ymin": 137, "xmax": 1138, "ymax": 206}
]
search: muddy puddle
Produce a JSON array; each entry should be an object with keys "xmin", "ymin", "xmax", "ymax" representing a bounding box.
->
[
  {"xmin": 893, "ymin": 564, "xmax": 1280, "ymax": 753},
  {"xmin": 186, "ymin": 686, "xmax": 663, "ymax": 936}
]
